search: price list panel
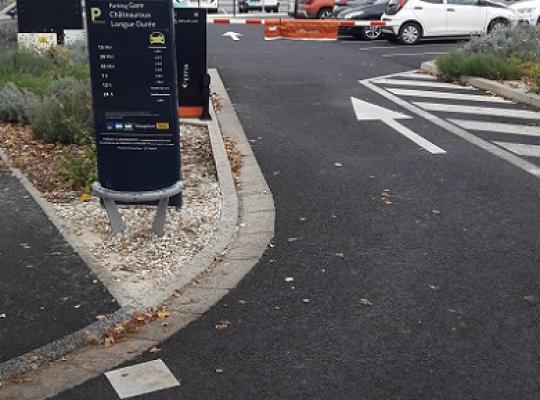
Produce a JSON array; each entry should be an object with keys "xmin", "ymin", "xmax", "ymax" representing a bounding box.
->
[{"xmin": 85, "ymin": 0, "xmax": 181, "ymax": 202}]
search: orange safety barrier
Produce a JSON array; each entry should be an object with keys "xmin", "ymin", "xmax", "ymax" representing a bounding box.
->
[
  {"xmin": 264, "ymin": 19, "xmax": 341, "ymax": 41},
  {"xmin": 178, "ymin": 106, "xmax": 204, "ymax": 118}
]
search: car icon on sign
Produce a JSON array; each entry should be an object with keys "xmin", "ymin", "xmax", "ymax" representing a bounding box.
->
[{"xmin": 149, "ymin": 32, "xmax": 165, "ymax": 45}]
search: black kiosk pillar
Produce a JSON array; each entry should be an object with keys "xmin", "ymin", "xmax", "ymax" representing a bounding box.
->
[
  {"xmin": 85, "ymin": 0, "xmax": 182, "ymax": 235},
  {"xmin": 174, "ymin": 7, "xmax": 210, "ymax": 120}
]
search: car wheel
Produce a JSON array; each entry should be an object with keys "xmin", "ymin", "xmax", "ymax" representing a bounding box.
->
[
  {"xmin": 488, "ymin": 18, "xmax": 509, "ymax": 34},
  {"xmin": 317, "ymin": 8, "xmax": 333, "ymax": 18},
  {"xmin": 398, "ymin": 22, "xmax": 421, "ymax": 45},
  {"xmin": 359, "ymin": 26, "xmax": 383, "ymax": 40}
]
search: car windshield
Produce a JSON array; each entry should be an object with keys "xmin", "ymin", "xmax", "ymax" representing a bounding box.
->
[{"xmin": 374, "ymin": 0, "xmax": 388, "ymax": 5}]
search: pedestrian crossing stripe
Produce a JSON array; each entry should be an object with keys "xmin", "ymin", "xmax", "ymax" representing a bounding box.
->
[
  {"xmin": 494, "ymin": 142, "xmax": 540, "ymax": 158},
  {"xmin": 412, "ymin": 102, "xmax": 540, "ymax": 120},
  {"xmin": 448, "ymin": 119, "xmax": 540, "ymax": 137},
  {"xmin": 387, "ymin": 88, "xmax": 511, "ymax": 103},
  {"xmin": 371, "ymin": 78, "xmax": 476, "ymax": 90}
]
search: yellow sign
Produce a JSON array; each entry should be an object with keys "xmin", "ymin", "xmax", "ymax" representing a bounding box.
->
[
  {"xmin": 156, "ymin": 122, "xmax": 170, "ymax": 130},
  {"xmin": 149, "ymin": 32, "xmax": 166, "ymax": 45},
  {"xmin": 90, "ymin": 7, "xmax": 103, "ymax": 23}
]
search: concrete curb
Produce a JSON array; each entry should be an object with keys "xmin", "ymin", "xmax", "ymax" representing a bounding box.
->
[
  {"xmin": 0, "ymin": 68, "xmax": 274, "ymax": 400},
  {"xmin": 420, "ymin": 60, "xmax": 540, "ymax": 110}
]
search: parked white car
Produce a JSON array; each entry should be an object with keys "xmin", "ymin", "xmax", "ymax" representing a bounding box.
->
[
  {"xmin": 173, "ymin": 0, "xmax": 219, "ymax": 13},
  {"xmin": 381, "ymin": 0, "xmax": 519, "ymax": 44},
  {"xmin": 510, "ymin": 0, "xmax": 540, "ymax": 24}
]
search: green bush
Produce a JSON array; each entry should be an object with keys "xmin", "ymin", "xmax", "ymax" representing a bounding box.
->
[
  {"xmin": 436, "ymin": 52, "xmax": 523, "ymax": 82},
  {"xmin": 0, "ymin": 47, "xmax": 90, "ymax": 95},
  {"xmin": 529, "ymin": 64, "xmax": 540, "ymax": 94},
  {"xmin": 463, "ymin": 25, "xmax": 540, "ymax": 62},
  {"xmin": 30, "ymin": 77, "xmax": 93, "ymax": 144},
  {"xmin": 65, "ymin": 40, "xmax": 89, "ymax": 66},
  {"xmin": 0, "ymin": 82, "xmax": 39, "ymax": 123},
  {"xmin": 0, "ymin": 20, "xmax": 17, "ymax": 49},
  {"xmin": 60, "ymin": 144, "xmax": 97, "ymax": 191}
]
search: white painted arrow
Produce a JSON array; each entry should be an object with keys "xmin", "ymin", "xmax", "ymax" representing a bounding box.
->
[
  {"xmin": 223, "ymin": 31, "xmax": 242, "ymax": 41},
  {"xmin": 351, "ymin": 97, "xmax": 446, "ymax": 155}
]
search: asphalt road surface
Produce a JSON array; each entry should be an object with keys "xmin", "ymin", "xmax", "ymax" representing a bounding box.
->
[{"xmin": 57, "ymin": 29, "xmax": 540, "ymax": 400}]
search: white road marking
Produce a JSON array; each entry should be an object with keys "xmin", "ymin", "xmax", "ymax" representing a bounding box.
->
[
  {"xmin": 358, "ymin": 46, "xmax": 405, "ymax": 50},
  {"xmin": 448, "ymin": 119, "xmax": 540, "ymax": 137},
  {"xmin": 223, "ymin": 31, "xmax": 242, "ymax": 41},
  {"xmin": 413, "ymin": 102, "xmax": 540, "ymax": 120},
  {"xmin": 105, "ymin": 359, "xmax": 180, "ymax": 399},
  {"xmin": 361, "ymin": 78, "xmax": 540, "ymax": 177},
  {"xmin": 381, "ymin": 52, "xmax": 448, "ymax": 58},
  {"xmin": 386, "ymin": 88, "xmax": 511, "ymax": 103},
  {"xmin": 351, "ymin": 96, "xmax": 446, "ymax": 154},
  {"xmin": 396, "ymin": 72, "xmax": 436, "ymax": 80},
  {"xmin": 371, "ymin": 78, "xmax": 475, "ymax": 90},
  {"xmin": 494, "ymin": 142, "xmax": 540, "ymax": 158}
]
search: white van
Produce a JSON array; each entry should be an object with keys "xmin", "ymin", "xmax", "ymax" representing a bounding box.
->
[{"xmin": 381, "ymin": 0, "xmax": 518, "ymax": 44}]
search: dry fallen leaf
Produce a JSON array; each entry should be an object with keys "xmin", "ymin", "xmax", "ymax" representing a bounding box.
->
[
  {"xmin": 79, "ymin": 192, "xmax": 91, "ymax": 202},
  {"xmin": 215, "ymin": 320, "xmax": 231, "ymax": 330},
  {"xmin": 26, "ymin": 355, "xmax": 40, "ymax": 364},
  {"xmin": 359, "ymin": 298, "xmax": 373, "ymax": 306},
  {"xmin": 157, "ymin": 310, "xmax": 170, "ymax": 319},
  {"xmin": 127, "ymin": 348, "xmax": 139, "ymax": 354}
]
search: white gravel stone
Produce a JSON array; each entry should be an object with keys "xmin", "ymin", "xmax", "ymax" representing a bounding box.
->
[{"xmin": 52, "ymin": 124, "xmax": 223, "ymax": 297}]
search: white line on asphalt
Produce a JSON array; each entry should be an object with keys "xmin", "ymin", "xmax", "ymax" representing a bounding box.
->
[
  {"xmin": 386, "ymin": 88, "xmax": 511, "ymax": 103},
  {"xmin": 351, "ymin": 96, "xmax": 446, "ymax": 154},
  {"xmin": 413, "ymin": 102, "xmax": 540, "ymax": 120},
  {"xmin": 105, "ymin": 359, "xmax": 180, "ymax": 399},
  {"xmin": 358, "ymin": 46, "xmax": 405, "ymax": 50},
  {"xmin": 396, "ymin": 72, "xmax": 436, "ymax": 80},
  {"xmin": 385, "ymin": 118, "xmax": 447, "ymax": 154},
  {"xmin": 381, "ymin": 52, "xmax": 448, "ymax": 58},
  {"xmin": 360, "ymin": 78, "xmax": 540, "ymax": 178},
  {"xmin": 494, "ymin": 142, "xmax": 540, "ymax": 158},
  {"xmin": 371, "ymin": 79, "xmax": 475, "ymax": 90},
  {"xmin": 448, "ymin": 119, "xmax": 540, "ymax": 137}
]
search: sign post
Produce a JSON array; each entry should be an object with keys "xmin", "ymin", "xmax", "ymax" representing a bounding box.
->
[{"xmin": 85, "ymin": 0, "xmax": 182, "ymax": 236}]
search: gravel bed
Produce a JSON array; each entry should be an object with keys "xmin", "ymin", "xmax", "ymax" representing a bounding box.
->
[{"xmin": 53, "ymin": 124, "xmax": 222, "ymax": 297}]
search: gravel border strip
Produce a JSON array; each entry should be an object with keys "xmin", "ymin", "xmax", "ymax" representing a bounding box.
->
[
  {"xmin": 0, "ymin": 68, "xmax": 275, "ymax": 399},
  {"xmin": 420, "ymin": 60, "xmax": 540, "ymax": 110}
]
